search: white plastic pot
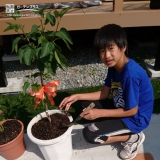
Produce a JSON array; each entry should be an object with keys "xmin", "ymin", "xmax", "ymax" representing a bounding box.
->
[{"xmin": 27, "ymin": 110, "xmax": 73, "ymax": 160}]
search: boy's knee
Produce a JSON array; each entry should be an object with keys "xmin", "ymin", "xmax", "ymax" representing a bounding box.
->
[{"xmin": 82, "ymin": 125, "xmax": 109, "ymax": 144}]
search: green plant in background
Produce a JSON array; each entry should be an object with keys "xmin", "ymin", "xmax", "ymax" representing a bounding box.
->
[
  {"xmin": 4, "ymin": 7, "xmax": 73, "ymax": 122},
  {"xmin": 0, "ymin": 110, "xmax": 4, "ymax": 132}
]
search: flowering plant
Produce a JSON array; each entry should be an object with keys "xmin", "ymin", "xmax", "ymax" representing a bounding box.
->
[{"xmin": 4, "ymin": 7, "xmax": 73, "ymax": 121}]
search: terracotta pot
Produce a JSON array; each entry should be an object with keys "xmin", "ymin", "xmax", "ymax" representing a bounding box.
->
[{"xmin": 0, "ymin": 119, "xmax": 26, "ymax": 160}]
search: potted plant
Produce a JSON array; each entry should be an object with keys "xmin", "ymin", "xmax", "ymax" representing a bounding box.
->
[
  {"xmin": 4, "ymin": 7, "xmax": 73, "ymax": 160},
  {"xmin": 0, "ymin": 110, "xmax": 26, "ymax": 160}
]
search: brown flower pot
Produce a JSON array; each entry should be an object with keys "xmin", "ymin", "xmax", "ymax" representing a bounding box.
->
[{"xmin": 0, "ymin": 119, "xmax": 26, "ymax": 160}]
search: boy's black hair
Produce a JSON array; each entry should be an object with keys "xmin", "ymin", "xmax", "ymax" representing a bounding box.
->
[{"xmin": 94, "ymin": 24, "xmax": 128, "ymax": 55}]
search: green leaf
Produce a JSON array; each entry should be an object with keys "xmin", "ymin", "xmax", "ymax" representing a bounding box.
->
[
  {"xmin": 55, "ymin": 51, "xmax": 61, "ymax": 64},
  {"xmin": 58, "ymin": 53, "xmax": 68, "ymax": 68},
  {"xmin": 29, "ymin": 32, "xmax": 41, "ymax": 41},
  {"xmin": 54, "ymin": 10, "xmax": 60, "ymax": 18},
  {"xmin": 4, "ymin": 22, "xmax": 21, "ymax": 31},
  {"xmin": 4, "ymin": 23, "xmax": 20, "ymax": 32},
  {"xmin": 44, "ymin": 18, "xmax": 49, "ymax": 25},
  {"xmin": 37, "ymin": 61, "xmax": 45, "ymax": 73},
  {"xmin": 6, "ymin": 22, "xmax": 12, "ymax": 25},
  {"xmin": 18, "ymin": 45, "xmax": 28, "ymax": 63},
  {"xmin": 59, "ymin": 7, "xmax": 71, "ymax": 18},
  {"xmin": 46, "ymin": 55, "xmax": 57, "ymax": 75},
  {"xmin": 25, "ymin": 33, "xmax": 30, "ymax": 39},
  {"xmin": 39, "ymin": 54, "xmax": 50, "ymax": 64},
  {"xmin": 33, "ymin": 72, "xmax": 42, "ymax": 78},
  {"xmin": 55, "ymin": 28, "xmax": 73, "ymax": 44},
  {"xmin": 61, "ymin": 38, "xmax": 72, "ymax": 50},
  {"xmin": 4, "ymin": 25, "xmax": 13, "ymax": 32},
  {"xmin": 41, "ymin": 39, "xmax": 54, "ymax": 58},
  {"xmin": 43, "ymin": 73, "xmax": 51, "ymax": 79},
  {"xmin": 12, "ymin": 24, "xmax": 19, "ymax": 31},
  {"xmin": 34, "ymin": 7, "xmax": 46, "ymax": 18},
  {"xmin": 30, "ymin": 24, "xmax": 40, "ymax": 34},
  {"xmin": 55, "ymin": 51, "xmax": 68, "ymax": 68},
  {"xmin": 45, "ymin": 31, "xmax": 55, "ymax": 39},
  {"xmin": 23, "ymin": 47, "xmax": 36, "ymax": 65},
  {"xmin": 38, "ymin": 36, "xmax": 43, "ymax": 45},
  {"xmin": 27, "ymin": 25, "xmax": 41, "ymax": 41},
  {"xmin": 35, "ymin": 47, "xmax": 41, "ymax": 57},
  {"xmin": 22, "ymin": 82, "xmax": 30, "ymax": 95},
  {"xmin": 46, "ymin": 12, "xmax": 55, "ymax": 26},
  {"xmin": 55, "ymin": 43, "xmax": 62, "ymax": 53},
  {"xmin": 12, "ymin": 37, "xmax": 21, "ymax": 52},
  {"xmin": 47, "ymin": 64, "xmax": 57, "ymax": 75},
  {"xmin": 31, "ymin": 84, "xmax": 41, "ymax": 91}
]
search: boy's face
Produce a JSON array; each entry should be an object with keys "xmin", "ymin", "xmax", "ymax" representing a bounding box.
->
[{"xmin": 99, "ymin": 43, "xmax": 126, "ymax": 68}]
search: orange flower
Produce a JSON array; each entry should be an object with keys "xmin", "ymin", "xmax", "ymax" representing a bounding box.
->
[{"xmin": 30, "ymin": 80, "xmax": 60, "ymax": 109}]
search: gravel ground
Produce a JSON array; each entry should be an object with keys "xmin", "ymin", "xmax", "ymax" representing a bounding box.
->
[
  {"xmin": 2, "ymin": 30, "xmax": 159, "ymax": 91},
  {"xmin": 3, "ymin": 46, "xmax": 108, "ymax": 90}
]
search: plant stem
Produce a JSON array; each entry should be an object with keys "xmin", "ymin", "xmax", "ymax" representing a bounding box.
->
[
  {"xmin": 40, "ymin": 18, "xmax": 45, "ymax": 35},
  {"xmin": 53, "ymin": 18, "xmax": 61, "ymax": 39},
  {"xmin": 40, "ymin": 75, "xmax": 51, "ymax": 123},
  {"xmin": 45, "ymin": 104, "xmax": 51, "ymax": 123},
  {"xmin": 20, "ymin": 26, "xmax": 30, "ymax": 43},
  {"xmin": 55, "ymin": 19, "xmax": 60, "ymax": 33},
  {"xmin": 40, "ymin": 75, "xmax": 44, "ymax": 86}
]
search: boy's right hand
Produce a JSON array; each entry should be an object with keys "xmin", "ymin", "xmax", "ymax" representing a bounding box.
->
[{"xmin": 59, "ymin": 94, "xmax": 79, "ymax": 111}]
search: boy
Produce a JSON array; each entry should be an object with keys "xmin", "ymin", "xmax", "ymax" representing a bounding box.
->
[{"xmin": 59, "ymin": 24, "xmax": 154, "ymax": 160}]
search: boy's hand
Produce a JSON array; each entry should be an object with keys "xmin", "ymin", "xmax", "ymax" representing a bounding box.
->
[
  {"xmin": 59, "ymin": 94, "xmax": 78, "ymax": 111},
  {"xmin": 80, "ymin": 108, "xmax": 101, "ymax": 120}
]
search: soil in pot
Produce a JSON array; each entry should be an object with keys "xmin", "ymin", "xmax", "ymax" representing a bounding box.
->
[
  {"xmin": 32, "ymin": 113, "xmax": 71, "ymax": 140},
  {"xmin": 0, "ymin": 119, "xmax": 21, "ymax": 145}
]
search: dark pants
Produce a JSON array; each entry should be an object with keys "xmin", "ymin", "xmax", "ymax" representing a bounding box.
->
[{"xmin": 81, "ymin": 99, "xmax": 133, "ymax": 144}]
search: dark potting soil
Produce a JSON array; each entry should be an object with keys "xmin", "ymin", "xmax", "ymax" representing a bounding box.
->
[
  {"xmin": 32, "ymin": 113, "xmax": 71, "ymax": 140},
  {"xmin": 0, "ymin": 120, "xmax": 21, "ymax": 145}
]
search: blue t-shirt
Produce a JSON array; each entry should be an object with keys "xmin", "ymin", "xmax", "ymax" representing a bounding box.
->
[{"xmin": 105, "ymin": 58, "xmax": 154, "ymax": 133}]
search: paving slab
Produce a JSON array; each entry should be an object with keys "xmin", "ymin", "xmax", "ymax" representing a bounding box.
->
[
  {"xmin": 0, "ymin": 77, "xmax": 23, "ymax": 93},
  {"xmin": 2, "ymin": 53, "xmax": 19, "ymax": 62},
  {"xmin": 145, "ymin": 59, "xmax": 160, "ymax": 78},
  {"xmin": 0, "ymin": 114, "xmax": 159, "ymax": 160}
]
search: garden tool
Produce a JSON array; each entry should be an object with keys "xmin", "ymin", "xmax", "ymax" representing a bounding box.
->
[{"xmin": 62, "ymin": 102, "xmax": 95, "ymax": 128}]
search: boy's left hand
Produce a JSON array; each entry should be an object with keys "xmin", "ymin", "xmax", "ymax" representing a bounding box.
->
[{"xmin": 80, "ymin": 108, "xmax": 100, "ymax": 120}]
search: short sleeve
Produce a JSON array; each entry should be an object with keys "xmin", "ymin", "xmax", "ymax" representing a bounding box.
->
[{"xmin": 123, "ymin": 77, "xmax": 140, "ymax": 109}]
